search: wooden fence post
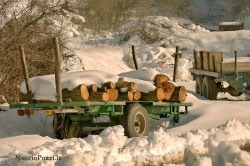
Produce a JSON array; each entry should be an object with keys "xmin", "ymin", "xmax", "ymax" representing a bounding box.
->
[
  {"xmin": 19, "ymin": 45, "xmax": 34, "ymax": 115},
  {"xmin": 52, "ymin": 37, "xmax": 62, "ymax": 112},
  {"xmin": 132, "ymin": 45, "xmax": 138, "ymax": 70},
  {"xmin": 173, "ymin": 46, "xmax": 181, "ymax": 82}
]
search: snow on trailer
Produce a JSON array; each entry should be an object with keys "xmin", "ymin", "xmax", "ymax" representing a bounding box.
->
[
  {"xmin": 190, "ymin": 50, "xmax": 250, "ymax": 100},
  {"xmin": 10, "ymin": 69, "xmax": 192, "ymax": 139}
]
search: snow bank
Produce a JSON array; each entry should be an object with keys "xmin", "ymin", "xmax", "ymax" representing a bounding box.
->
[{"xmin": 4, "ymin": 119, "xmax": 250, "ymax": 166}]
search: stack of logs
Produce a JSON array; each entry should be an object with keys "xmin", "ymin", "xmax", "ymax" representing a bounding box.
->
[{"xmin": 19, "ymin": 74, "xmax": 187, "ymax": 103}]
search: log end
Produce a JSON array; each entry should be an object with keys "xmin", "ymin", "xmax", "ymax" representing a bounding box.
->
[
  {"xmin": 102, "ymin": 92, "xmax": 109, "ymax": 102},
  {"xmin": 133, "ymin": 91, "xmax": 141, "ymax": 101},
  {"xmin": 107, "ymin": 88, "xmax": 118, "ymax": 101},
  {"xmin": 80, "ymin": 84, "xmax": 89, "ymax": 100}
]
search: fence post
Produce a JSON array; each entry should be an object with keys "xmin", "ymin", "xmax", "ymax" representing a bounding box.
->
[
  {"xmin": 173, "ymin": 46, "xmax": 181, "ymax": 82},
  {"xmin": 132, "ymin": 45, "xmax": 138, "ymax": 70}
]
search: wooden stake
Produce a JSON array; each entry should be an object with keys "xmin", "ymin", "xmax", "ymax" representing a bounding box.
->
[
  {"xmin": 53, "ymin": 37, "xmax": 62, "ymax": 112},
  {"xmin": 19, "ymin": 45, "xmax": 34, "ymax": 115},
  {"xmin": 173, "ymin": 46, "xmax": 181, "ymax": 82},
  {"xmin": 132, "ymin": 45, "xmax": 138, "ymax": 70}
]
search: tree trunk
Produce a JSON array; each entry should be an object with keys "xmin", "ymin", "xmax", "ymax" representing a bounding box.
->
[
  {"xmin": 140, "ymin": 88, "xmax": 165, "ymax": 102},
  {"xmin": 116, "ymin": 91, "xmax": 133, "ymax": 101},
  {"xmin": 88, "ymin": 92, "xmax": 109, "ymax": 101},
  {"xmin": 169, "ymin": 86, "xmax": 186, "ymax": 102}
]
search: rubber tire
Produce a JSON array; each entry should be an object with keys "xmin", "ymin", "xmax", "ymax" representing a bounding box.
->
[
  {"xmin": 54, "ymin": 115, "xmax": 83, "ymax": 139},
  {"xmin": 120, "ymin": 103, "xmax": 149, "ymax": 138},
  {"xmin": 202, "ymin": 76, "xmax": 218, "ymax": 100},
  {"xmin": 53, "ymin": 114, "xmax": 63, "ymax": 139},
  {"xmin": 195, "ymin": 75, "xmax": 203, "ymax": 95}
]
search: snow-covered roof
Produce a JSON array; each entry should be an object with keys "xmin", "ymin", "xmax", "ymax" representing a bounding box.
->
[{"xmin": 219, "ymin": 22, "xmax": 243, "ymax": 25}]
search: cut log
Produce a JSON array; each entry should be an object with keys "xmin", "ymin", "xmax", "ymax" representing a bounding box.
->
[
  {"xmin": 127, "ymin": 82, "xmax": 137, "ymax": 91},
  {"xmin": 169, "ymin": 86, "xmax": 186, "ymax": 102},
  {"xmin": 103, "ymin": 82, "xmax": 115, "ymax": 89},
  {"xmin": 99, "ymin": 82, "xmax": 115, "ymax": 92},
  {"xmin": 140, "ymin": 88, "xmax": 165, "ymax": 102},
  {"xmin": 107, "ymin": 88, "xmax": 119, "ymax": 101},
  {"xmin": 133, "ymin": 91, "xmax": 141, "ymax": 101},
  {"xmin": 62, "ymin": 84, "xmax": 89, "ymax": 101},
  {"xmin": 116, "ymin": 91, "xmax": 133, "ymax": 101},
  {"xmin": 154, "ymin": 74, "xmax": 169, "ymax": 85},
  {"xmin": 156, "ymin": 82, "xmax": 176, "ymax": 100},
  {"xmin": 88, "ymin": 84, "xmax": 97, "ymax": 92},
  {"xmin": 116, "ymin": 81, "xmax": 128, "ymax": 89},
  {"xmin": 88, "ymin": 92, "xmax": 109, "ymax": 102}
]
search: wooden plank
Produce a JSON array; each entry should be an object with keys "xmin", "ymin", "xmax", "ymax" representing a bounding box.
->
[
  {"xmin": 202, "ymin": 51, "xmax": 209, "ymax": 70},
  {"xmin": 213, "ymin": 52, "xmax": 223, "ymax": 73},
  {"xmin": 222, "ymin": 62, "xmax": 250, "ymax": 73},
  {"xmin": 194, "ymin": 51, "xmax": 203, "ymax": 69},
  {"xmin": 209, "ymin": 52, "xmax": 223, "ymax": 72}
]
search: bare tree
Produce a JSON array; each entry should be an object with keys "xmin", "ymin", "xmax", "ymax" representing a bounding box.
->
[{"xmin": 0, "ymin": 0, "xmax": 70, "ymax": 103}]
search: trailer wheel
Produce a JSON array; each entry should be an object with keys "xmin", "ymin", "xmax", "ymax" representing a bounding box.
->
[
  {"xmin": 195, "ymin": 75, "xmax": 203, "ymax": 95},
  {"xmin": 53, "ymin": 114, "xmax": 63, "ymax": 139},
  {"xmin": 202, "ymin": 76, "xmax": 218, "ymax": 100},
  {"xmin": 62, "ymin": 116, "xmax": 83, "ymax": 139},
  {"xmin": 121, "ymin": 103, "xmax": 149, "ymax": 137}
]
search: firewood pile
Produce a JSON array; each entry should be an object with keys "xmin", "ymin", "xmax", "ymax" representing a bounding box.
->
[{"xmin": 19, "ymin": 74, "xmax": 186, "ymax": 103}]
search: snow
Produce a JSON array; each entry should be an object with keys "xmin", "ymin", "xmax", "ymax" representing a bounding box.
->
[{"xmin": 2, "ymin": 4, "xmax": 250, "ymax": 166}]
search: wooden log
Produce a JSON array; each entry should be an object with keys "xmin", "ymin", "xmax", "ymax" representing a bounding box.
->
[
  {"xmin": 156, "ymin": 82, "xmax": 176, "ymax": 100},
  {"xmin": 140, "ymin": 88, "xmax": 165, "ymax": 102},
  {"xmin": 107, "ymin": 88, "xmax": 119, "ymax": 101},
  {"xmin": 154, "ymin": 74, "xmax": 169, "ymax": 85},
  {"xmin": 169, "ymin": 86, "xmax": 186, "ymax": 102},
  {"xmin": 133, "ymin": 91, "xmax": 141, "ymax": 101},
  {"xmin": 88, "ymin": 84, "xmax": 97, "ymax": 92},
  {"xmin": 62, "ymin": 84, "xmax": 89, "ymax": 101},
  {"xmin": 116, "ymin": 91, "xmax": 133, "ymax": 101},
  {"xmin": 116, "ymin": 81, "xmax": 128, "ymax": 89},
  {"xmin": 128, "ymin": 82, "xmax": 137, "ymax": 91},
  {"xmin": 99, "ymin": 82, "xmax": 115, "ymax": 92},
  {"xmin": 88, "ymin": 92, "xmax": 109, "ymax": 101}
]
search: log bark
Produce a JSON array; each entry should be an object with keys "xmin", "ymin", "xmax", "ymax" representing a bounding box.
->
[
  {"xmin": 154, "ymin": 74, "xmax": 169, "ymax": 85},
  {"xmin": 140, "ymin": 88, "xmax": 165, "ymax": 102},
  {"xmin": 88, "ymin": 92, "xmax": 109, "ymax": 101},
  {"xmin": 168, "ymin": 86, "xmax": 186, "ymax": 102},
  {"xmin": 62, "ymin": 84, "xmax": 89, "ymax": 101},
  {"xmin": 116, "ymin": 91, "xmax": 133, "ymax": 101},
  {"xmin": 133, "ymin": 91, "xmax": 141, "ymax": 101},
  {"xmin": 107, "ymin": 88, "xmax": 119, "ymax": 101}
]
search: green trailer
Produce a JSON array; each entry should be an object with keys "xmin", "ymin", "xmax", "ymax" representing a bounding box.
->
[{"xmin": 9, "ymin": 100, "xmax": 192, "ymax": 139}]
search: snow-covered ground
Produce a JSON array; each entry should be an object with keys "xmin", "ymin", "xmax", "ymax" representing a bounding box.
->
[{"xmin": 2, "ymin": 4, "xmax": 250, "ymax": 166}]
